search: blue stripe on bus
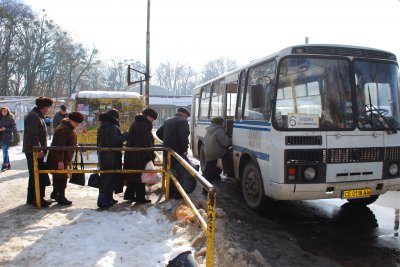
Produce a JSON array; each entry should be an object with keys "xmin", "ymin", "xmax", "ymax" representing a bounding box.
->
[
  {"xmin": 197, "ymin": 121, "xmax": 211, "ymax": 125},
  {"xmin": 233, "ymin": 145, "xmax": 270, "ymax": 161},
  {"xmin": 233, "ymin": 125, "xmax": 271, "ymax": 131},
  {"xmin": 233, "ymin": 120, "xmax": 271, "ymax": 126}
]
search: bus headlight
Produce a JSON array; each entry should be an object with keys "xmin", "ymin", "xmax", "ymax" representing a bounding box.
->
[
  {"xmin": 303, "ymin": 166, "xmax": 317, "ymax": 181},
  {"xmin": 388, "ymin": 163, "xmax": 399, "ymax": 176}
]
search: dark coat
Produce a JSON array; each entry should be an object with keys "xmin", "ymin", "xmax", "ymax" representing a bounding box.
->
[
  {"xmin": 0, "ymin": 115, "xmax": 17, "ymax": 145},
  {"xmin": 23, "ymin": 107, "xmax": 48, "ymax": 153},
  {"xmin": 97, "ymin": 113, "xmax": 127, "ymax": 193},
  {"xmin": 156, "ymin": 113, "xmax": 190, "ymax": 155},
  {"xmin": 97, "ymin": 113, "xmax": 126, "ymax": 170},
  {"xmin": 46, "ymin": 119, "xmax": 77, "ymax": 179},
  {"xmin": 53, "ymin": 111, "xmax": 67, "ymax": 130},
  {"xmin": 124, "ymin": 115, "xmax": 155, "ymax": 174}
]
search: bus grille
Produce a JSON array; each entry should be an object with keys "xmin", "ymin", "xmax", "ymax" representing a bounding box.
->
[
  {"xmin": 286, "ymin": 136, "xmax": 322, "ymax": 145},
  {"xmin": 286, "ymin": 149, "xmax": 326, "ymax": 164},
  {"xmin": 327, "ymin": 147, "xmax": 384, "ymax": 163},
  {"xmin": 385, "ymin": 147, "xmax": 400, "ymax": 161},
  {"xmin": 292, "ymin": 46, "xmax": 397, "ymax": 61}
]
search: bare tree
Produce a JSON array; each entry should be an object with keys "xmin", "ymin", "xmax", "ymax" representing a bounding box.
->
[
  {"xmin": 65, "ymin": 45, "xmax": 99, "ymax": 96},
  {"xmin": 153, "ymin": 61, "xmax": 198, "ymax": 95},
  {"xmin": 201, "ymin": 57, "xmax": 238, "ymax": 83},
  {"xmin": 0, "ymin": 0, "xmax": 33, "ymax": 95}
]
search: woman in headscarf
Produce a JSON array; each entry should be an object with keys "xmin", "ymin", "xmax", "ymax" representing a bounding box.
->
[
  {"xmin": 97, "ymin": 109, "xmax": 128, "ymax": 208},
  {"xmin": 123, "ymin": 108, "xmax": 158, "ymax": 203}
]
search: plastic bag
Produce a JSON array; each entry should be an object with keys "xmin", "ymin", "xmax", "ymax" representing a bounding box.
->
[{"xmin": 141, "ymin": 161, "xmax": 161, "ymax": 184}]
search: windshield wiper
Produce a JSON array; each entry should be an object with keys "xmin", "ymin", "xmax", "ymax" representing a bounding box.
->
[{"xmin": 366, "ymin": 86, "xmax": 397, "ymax": 134}]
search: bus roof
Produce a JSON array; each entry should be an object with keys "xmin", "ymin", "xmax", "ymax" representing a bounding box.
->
[
  {"xmin": 192, "ymin": 44, "xmax": 397, "ymax": 94},
  {"xmin": 75, "ymin": 90, "xmax": 141, "ymax": 99}
]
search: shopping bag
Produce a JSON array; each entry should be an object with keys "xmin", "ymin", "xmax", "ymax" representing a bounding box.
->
[
  {"xmin": 69, "ymin": 150, "xmax": 85, "ymax": 186},
  {"xmin": 88, "ymin": 173, "xmax": 100, "ymax": 188},
  {"xmin": 169, "ymin": 155, "xmax": 198, "ymax": 199},
  {"xmin": 141, "ymin": 161, "xmax": 161, "ymax": 184}
]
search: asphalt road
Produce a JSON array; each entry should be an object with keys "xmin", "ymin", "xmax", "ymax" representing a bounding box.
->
[{"xmin": 213, "ymin": 178, "xmax": 400, "ymax": 267}]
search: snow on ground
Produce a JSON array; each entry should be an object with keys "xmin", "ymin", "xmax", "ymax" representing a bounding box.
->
[{"xmin": 0, "ymin": 143, "xmax": 203, "ymax": 267}]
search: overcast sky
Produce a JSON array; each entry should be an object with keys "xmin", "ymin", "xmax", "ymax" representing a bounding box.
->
[{"xmin": 24, "ymin": 0, "xmax": 400, "ymax": 71}]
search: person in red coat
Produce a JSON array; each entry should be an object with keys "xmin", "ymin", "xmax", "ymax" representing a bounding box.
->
[{"xmin": 46, "ymin": 112, "xmax": 84, "ymax": 205}]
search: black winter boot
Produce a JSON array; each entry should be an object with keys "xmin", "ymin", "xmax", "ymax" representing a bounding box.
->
[
  {"xmin": 57, "ymin": 189, "xmax": 72, "ymax": 205},
  {"xmin": 50, "ymin": 191, "xmax": 59, "ymax": 200}
]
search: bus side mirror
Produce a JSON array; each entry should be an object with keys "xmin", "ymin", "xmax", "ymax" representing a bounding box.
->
[{"xmin": 251, "ymin": 84, "xmax": 263, "ymax": 108}]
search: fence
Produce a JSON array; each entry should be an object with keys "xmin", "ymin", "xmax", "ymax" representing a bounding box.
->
[{"xmin": 32, "ymin": 145, "xmax": 216, "ymax": 267}]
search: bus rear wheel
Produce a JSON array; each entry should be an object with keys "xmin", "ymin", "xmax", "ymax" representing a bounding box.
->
[
  {"xmin": 242, "ymin": 161, "xmax": 268, "ymax": 211},
  {"xmin": 347, "ymin": 195, "xmax": 379, "ymax": 206}
]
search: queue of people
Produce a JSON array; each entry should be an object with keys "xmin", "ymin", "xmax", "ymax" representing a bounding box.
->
[{"xmin": 20, "ymin": 96, "xmax": 230, "ymax": 209}]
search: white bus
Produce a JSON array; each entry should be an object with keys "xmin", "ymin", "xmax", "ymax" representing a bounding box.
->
[{"xmin": 191, "ymin": 44, "xmax": 400, "ymax": 211}]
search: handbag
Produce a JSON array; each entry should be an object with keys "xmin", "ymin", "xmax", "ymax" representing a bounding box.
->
[
  {"xmin": 69, "ymin": 150, "xmax": 85, "ymax": 186},
  {"xmin": 10, "ymin": 130, "xmax": 20, "ymax": 147},
  {"xmin": 141, "ymin": 161, "xmax": 161, "ymax": 184},
  {"xmin": 88, "ymin": 173, "xmax": 100, "ymax": 188}
]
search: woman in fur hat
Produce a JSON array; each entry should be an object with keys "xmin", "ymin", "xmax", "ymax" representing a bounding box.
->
[
  {"xmin": 23, "ymin": 96, "xmax": 54, "ymax": 207},
  {"xmin": 0, "ymin": 107, "xmax": 17, "ymax": 171},
  {"xmin": 47, "ymin": 112, "xmax": 84, "ymax": 205}
]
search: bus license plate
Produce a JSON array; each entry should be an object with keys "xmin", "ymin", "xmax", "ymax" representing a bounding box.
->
[{"xmin": 342, "ymin": 188, "xmax": 371, "ymax": 199}]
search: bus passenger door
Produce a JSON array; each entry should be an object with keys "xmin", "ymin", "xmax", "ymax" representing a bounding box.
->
[
  {"xmin": 224, "ymin": 82, "xmax": 238, "ymax": 177},
  {"xmin": 191, "ymin": 94, "xmax": 200, "ymax": 157}
]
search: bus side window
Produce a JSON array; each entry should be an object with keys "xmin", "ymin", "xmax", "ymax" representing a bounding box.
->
[
  {"xmin": 236, "ymin": 71, "xmax": 247, "ymax": 120},
  {"xmin": 199, "ymin": 85, "xmax": 211, "ymax": 120}
]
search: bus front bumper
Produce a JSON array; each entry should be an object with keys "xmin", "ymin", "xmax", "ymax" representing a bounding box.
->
[{"xmin": 269, "ymin": 178, "xmax": 400, "ymax": 201}]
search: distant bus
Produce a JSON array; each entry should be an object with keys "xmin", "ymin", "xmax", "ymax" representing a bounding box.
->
[
  {"xmin": 191, "ymin": 44, "xmax": 400, "ymax": 211},
  {"xmin": 74, "ymin": 91, "xmax": 145, "ymax": 144}
]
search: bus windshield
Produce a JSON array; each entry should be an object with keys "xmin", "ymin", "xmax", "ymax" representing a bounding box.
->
[
  {"xmin": 273, "ymin": 56, "xmax": 400, "ymax": 130},
  {"xmin": 355, "ymin": 60, "xmax": 400, "ymax": 130}
]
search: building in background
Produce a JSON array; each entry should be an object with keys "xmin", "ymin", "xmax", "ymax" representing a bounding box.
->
[{"xmin": 127, "ymin": 85, "xmax": 192, "ymax": 128}]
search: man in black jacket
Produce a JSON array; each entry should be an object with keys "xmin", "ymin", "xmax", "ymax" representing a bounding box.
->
[
  {"xmin": 23, "ymin": 96, "xmax": 53, "ymax": 207},
  {"xmin": 156, "ymin": 107, "xmax": 190, "ymax": 159},
  {"xmin": 52, "ymin": 104, "xmax": 67, "ymax": 131}
]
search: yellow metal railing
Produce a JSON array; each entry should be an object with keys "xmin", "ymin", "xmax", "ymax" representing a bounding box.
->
[{"xmin": 32, "ymin": 145, "xmax": 216, "ymax": 267}]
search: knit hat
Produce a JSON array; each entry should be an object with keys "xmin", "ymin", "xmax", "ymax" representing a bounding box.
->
[
  {"xmin": 68, "ymin": 111, "xmax": 84, "ymax": 123},
  {"xmin": 60, "ymin": 105, "xmax": 67, "ymax": 112},
  {"xmin": 211, "ymin": 117, "xmax": 224, "ymax": 126},
  {"xmin": 142, "ymin": 108, "xmax": 158, "ymax": 120},
  {"xmin": 106, "ymin": 109, "xmax": 119, "ymax": 119},
  {"xmin": 177, "ymin": 107, "xmax": 190, "ymax": 117},
  {"xmin": 36, "ymin": 96, "xmax": 53, "ymax": 109}
]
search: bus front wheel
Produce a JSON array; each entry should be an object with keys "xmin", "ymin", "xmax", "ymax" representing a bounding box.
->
[
  {"xmin": 347, "ymin": 195, "xmax": 379, "ymax": 206},
  {"xmin": 242, "ymin": 161, "xmax": 268, "ymax": 211}
]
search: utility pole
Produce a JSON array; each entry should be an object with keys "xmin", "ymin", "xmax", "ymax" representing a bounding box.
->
[{"xmin": 145, "ymin": 0, "xmax": 151, "ymax": 108}]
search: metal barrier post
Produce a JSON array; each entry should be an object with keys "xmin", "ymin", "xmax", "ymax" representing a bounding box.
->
[
  {"xmin": 33, "ymin": 151, "xmax": 41, "ymax": 209},
  {"xmin": 206, "ymin": 188, "xmax": 216, "ymax": 267},
  {"xmin": 161, "ymin": 150, "xmax": 166, "ymax": 191},
  {"xmin": 165, "ymin": 150, "xmax": 171, "ymax": 200}
]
